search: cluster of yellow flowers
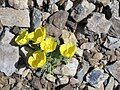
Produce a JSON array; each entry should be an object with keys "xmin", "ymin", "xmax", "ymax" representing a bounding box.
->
[{"xmin": 15, "ymin": 27, "xmax": 76, "ymax": 69}]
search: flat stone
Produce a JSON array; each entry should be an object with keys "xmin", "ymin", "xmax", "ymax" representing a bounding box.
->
[
  {"xmin": 49, "ymin": 0, "xmax": 59, "ymax": 4},
  {"xmin": 32, "ymin": 8, "xmax": 42, "ymax": 28},
  {"xmin": 77, "ymin": 60, "xmax": 90, "ymax": 85},
  {"xmin": 106, "ymin": 60, "xmax": 120, "ymax": 83},
  {"xmin": 8, "ymin": 0, "xmax": 28, "ymax": 9},
  {"xmin": 0, "ymin": 8, "xmax": 30, "ymax": 27},
  {"xmin": 109, "ymin": 17, "xmax": 120, "ymax": 38},
  {"xmin": 87, "ymin": 12, "xmax": 111, "ymax": 34},
  {"xmin": 62, "ymin": 58, "xmax": 79, "ymax": 76},
  {"xmin": 49, "ymin": 10, "xmax": 69, "ymax": 29},
  {"xmin": 86, "ymin": 68, "xmax": 109, "ymax": 88},
  {"xmin": 0, "ymin": 43, "xmax": 19, "ymax": 76},
  {"xmin": 46, "ymin": 24, "xmax": 62, "ymax": 38},
  {"xmin": 76, "ymin": 48, "xmax": 83, "ymax": 57},
  {"xmin": 80, "ymin": 42, "xmax": 94, "ymax": 50},
  {"xmin": 71, "ymin": 0, "xmax": 95, "ymax": 22},
  {"xmin": 0, "ymin": 28, "xmax": 15, "ymax": 44},
  {"xmin": 103, "ymin": 36, "xmax": 120, "ymax": 50},
  {"xmin": 105, "ymin": 77, "xmax": 114, "ymax": 90}
]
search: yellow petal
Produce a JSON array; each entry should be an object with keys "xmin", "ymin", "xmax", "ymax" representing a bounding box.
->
[
  {"xmin": 40, "ymin": 37, "xmax": 57, "ymax": 53},
  {"xmin": 15, "ymin": 30, "xmax": 29, "ymax": 45},
  {"xmin": 32, "ymin": 26, "xmax": 46, "ymax": 44},
  {"xmin": 28, "ymin": 51, "xmax": 46, "ymax": 68},
  {"xmin": 60, "ymin": 42, "xmax": 76, "ymax": 58},
  {"xmin": 27, "ymin": 32, "xmax": 34, "ymax": 40}
]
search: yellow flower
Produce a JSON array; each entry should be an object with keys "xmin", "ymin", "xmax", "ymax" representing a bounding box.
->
[
  {"xmin": 28, "ymin": 51, "xmax": 46, "ymax": 68},
  {"xmin": 40, "ymin": 37, "xmax": 57, "ymax": 53},
  {"xmin": 15, "ymin": 29, "xmax": 29, "ymax": 45},
  {"xmin": 29, "ymin": 27, "xmax": 46, "ymax": 44},
  {"xmin": 60, "ymin": 42, "xmax": 76, "ymax": 58}
]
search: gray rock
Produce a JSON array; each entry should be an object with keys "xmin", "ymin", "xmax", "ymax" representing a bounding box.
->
[
  {"xmin": 106, "ymin": 60, "xmax": 120, "ymax": 83},
  {"xmin": 103, "ymin": 36, "xmax": 120, "ymax": 50},
  {"xmin": 77, "ymin": 60, "xmax": 90, "ymax": 85},
  {"xmin": 49, "ymin": 10, "xmax": 69, "ymax": 29},
  {"xmin": 49, "ymin": 0, "xmax": 59, "ymax": 4},
  {"xmin": 93, "ymin": 52, "xmax": 103, "ymax": 60},
  {"xmin": 105, "ymin": 77, "xmax": 114, "ymax": 90},
  {"xmin": 48, "ymin": 4, "xmax": 58, "ymax": 14},
  {"xmin": 0, "ymin": 21, "xmax": 3, "ymax": 35},
  {"xmin": 36, "ymin": 0, "xmax": 43, "ymax": 7},
  {"xmin": 0, "ymin": 28, "xmax": 14, "ymax": 44},
  {"xmin": 109, "ymin": 0, "xmax": 119, "ymax": 17},
  {"xmin": 87, "ymin": 12, "xmax": 111, "ymax": 34},
  {"xmin": 0, "ymin": 8, "xmax": 30, "ymax": 27},
  {"xmin": 86, "ymin": 68, "xmax": 109, "ymax": 88},
  {"xmin": 70, "ymin": 78, "xmax": 79, "ymax": 85},
  {"xmin": 0, "ymin": 43, "xmax": 19, "ymax": 76},
  {"xmin": 61, "ymin": 58, "xmax": 79, "ymax": 76},
  {"xmin": 64, "ymin": 0, "xmax": 73, "ymax": 11},
  {"xmin": 8, "ymin": 0, "xmax": 28, "ymax": 9},
  {"xmin": 32, "ymin": 8, "xmax": 42, "ymax": 28},
  {"xmin": 80, "ymin": 42, "xmax": 94, "ymax": 50},
  {"xmin": 58, "ymin": 76, "xmax": 69, "ymax": 85},
  {"xmin": 46, "ymin": 74, "xmax": 56, "ymax": 83},
  {"xmin": 109, "ymin": 17, "xmax": 120, "ymax": 38},
  {"xmin": 71, "ymin": 0, "xmax": 95, "ymax": 22},
  {"xmin": 46, "ymin": 24, "xmax": 62, "ymax": 38}
]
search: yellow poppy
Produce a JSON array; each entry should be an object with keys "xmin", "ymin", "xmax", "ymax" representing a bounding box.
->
[
  {"xmin": 60, "ymin": 42, "xmax": 76, "ymax": 58},
  {"xmin": 40, "ymin": 37, "xmax": 57, "ymax": 53},
  {"xmin": 29, "ymin": 27, "xmax": 46, "ymax": 44},
  {"xmin": 15, "ymin": 29, "xmax": 29, "ymax": 45},
  {"xmin": 28, "ymin": 51, "xmax": 46, "ymax": 68}
]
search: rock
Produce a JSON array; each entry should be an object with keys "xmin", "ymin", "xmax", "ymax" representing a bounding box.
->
[
  {"xmin": 49, "ymin": 0, "xmax": 59, "ymax": 4},
  {"xmin": 15, "ymin": 67, "xmax": 26, "ymax": 75},
  {"xmin": 109, "ymin": 0, "xmax": 119, "ymax": 17},
  {"xmin": 77, "ymin": 60, "xmax": 90, "ymax": 85},
  {"xmin": 9, "ymin": 78, "xmax": 16, "ymax": 85},
  {"xmin": 0, "ymin": 75, "xmax": 8, "ymax": 86},
  {"xmin": 2, "ymin": 85, "xmax": 10, "ymax": 90},
  {"xmin": 0, "ymin": 21, "xmax": 3, "ymax": 36},
  {"xmin": 58, "ymin": 76, "xmax": 69, "ymax": 85},
  {"xmin": 93, "ymin": 52, "xmax": 103, "ymax": 60},
  {"xmin": 86, "ymin": 84, "xmax": 104, "ymax": 90},
  {"xmin": 0, "ymin": 0, "xmax": 4, "ymax": 6},
  {"xmin": 0, "ymin": 43, "xmax": 19, "ymax": 76},
  {"xmin": 49, "ymin": 10, "xmax": 69, "ymax": 29},
  {"xmin": 64, "ymin": 0, "xmax": 73, "ymax": 11},
  {"xmin": 108, "ymin": 17, "xmax": 120, "ymax": 38},
  {"xmin": 89, "ymin": 58, "xmax": 99, "ymax": 67},
  {"xmin": 31, "ymin": 77, "xmax": 43, "ymax": 90},
  {"xmin": 100, "ymin": 0, "xmax": 110, "ymax": 6},
  {"xmin": 80, "ymin": 42, "xmax": 94, "ymax": 50},
  {"xmin": 106, "ymin": 60, "xmax": 120, "ymax": 83},
  {"xmin": 61, "ymin": 30, "xmax": 77, "ymax": 44},
  {"xmin": 53, "ymin": 66, "xmax": 61, "ymax": 75},
  {"xmin": 62, "ymin": 58, "xmax": 79, "ymax": 76},
  {"xmin": 66, "ymin": 20, "xmax": 77, "ymax": 30},
  {"xmin": 76, "ymin": 48, "xmax": 83, "ymax": 57},
  {"xmin": 0, "ymin": 28, "xmax": 14, "ymax": 44},
  {"xmin": 36, "ymin": 0, "xmax": 43, "ymax": 7},
  {"xmin": 103, "ymin": 36, "xmax": 120, "ymax": 50},
  {"xmin": 46, "ymin": 24, "xmax": 62, "ymax": 38},
  {"xmin": 42, "ymin": 12, "xmax": 51, "ymax": 21},
  {"xmin": 48, "ymin": 4, "xmax": 58, "ymax": 14},
  {"xmin": 86, "ymin": 68, "xmax": 109, "ymax": 88},
  {"xmin": 32, "ymin": 8, "xmax": 42, "ymax": 28},
  {"xmin": 71, "ymin": 0, "xmax": 95, "ymax": 22},
  {"xmin": 8, "ymin": 0, "xmax": 28, "ymax": 9},
  {"xmin": 60, "ymin": 84, "xmax": 74, "ymax": 90},
  {"xmin": 0, "ymin": 8, "xmax": 30, "ymax": 27},
  {"xmin": 22, "ymin": 69, "xmax": 30, "ymax": 78},
  {"xmin": 87, "ymin": 12, "xmax": 111, "ymax": 34},
  {"xmin": 46, "ymin": 74, "xmax": 56, "ymax": 83},
  {"xmin": 70, "ymin": 78, "xmax": 79, "ymax": 85},
  {"xmin": 105, "ymin": 77, "xmax": 114, "ymax": 90}
]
